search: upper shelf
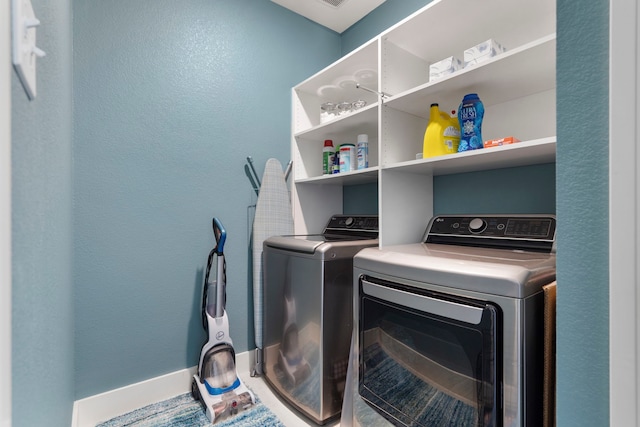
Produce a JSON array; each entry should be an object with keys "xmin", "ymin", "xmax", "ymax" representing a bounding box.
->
[
  {"xmin": 381, "ymin": 0, "xmax": 556, "ymax": 66},
  {"xmin": 384, "ymin": 34, "xmax": 556, "ymax": 117},
  {"xmin": 294, "ymin": 102, "xmax": 379, "ymax": 140},
  {"xmin": 292, "ymin": 39, "xmax": 380, "ymax": 134},
  {"xmin": 294, "ymin": 40, "xmax": 379, "ymax": 103}
]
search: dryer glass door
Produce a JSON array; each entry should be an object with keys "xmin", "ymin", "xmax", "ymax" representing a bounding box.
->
[{"xmin": 358, "ymin": 277, "xmax": 502, "ymax": 427}]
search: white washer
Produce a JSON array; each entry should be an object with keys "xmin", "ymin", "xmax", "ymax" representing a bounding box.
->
[{"xmin": 262, "ymin": 215, "xmax": 379, "ymax": 425}]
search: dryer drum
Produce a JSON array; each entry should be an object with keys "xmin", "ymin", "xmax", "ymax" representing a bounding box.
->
[{"xmin": 358, "ymin": 277, "xmax": 500, "ymax": 427}]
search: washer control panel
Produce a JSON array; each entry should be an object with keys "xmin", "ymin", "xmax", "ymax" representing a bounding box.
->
[
  {"xmin": 425, "ymin": 215, "xmax": 556, "ymax": 251},
  {"xmin": 326, "ymin": 215, "xmax": 378, "ymax": 232}
]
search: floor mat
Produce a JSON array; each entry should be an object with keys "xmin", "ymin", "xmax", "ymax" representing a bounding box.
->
[{"xmin": 95, "ymin": 391, "xmax": 285, "ymax": 427}]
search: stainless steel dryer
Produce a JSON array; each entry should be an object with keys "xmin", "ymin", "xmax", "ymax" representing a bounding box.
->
[
  {"xmin": 345, "ymin": 214, "xmax": 557, "ymax": 427},
  {"xmin": 262, "ymin": 215, "xmax": 378, "ymax": 425}
]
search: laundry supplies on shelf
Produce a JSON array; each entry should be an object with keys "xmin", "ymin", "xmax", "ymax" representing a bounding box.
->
[
  {"xmin": 423, "ymin": 103, "xmax": 461, "ymax": 158},
  {"xmin": 457, "ymin": 93, "xmax": 485, "ymax": 152}
]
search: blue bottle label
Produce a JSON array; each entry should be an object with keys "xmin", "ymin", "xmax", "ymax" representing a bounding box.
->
[{"xmin": 458, "ymin": 94, "xmax": 484, "ymax": 152}]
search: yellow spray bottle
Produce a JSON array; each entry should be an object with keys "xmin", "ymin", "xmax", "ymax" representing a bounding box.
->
[{"xmin": 422, "ymin": 103, "xmax": 461, "ymax": 158}]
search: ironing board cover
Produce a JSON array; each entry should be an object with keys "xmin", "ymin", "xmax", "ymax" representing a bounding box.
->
[{"xmin": 252, "ymin": 158, "xmax": 293, "ymax": 351}]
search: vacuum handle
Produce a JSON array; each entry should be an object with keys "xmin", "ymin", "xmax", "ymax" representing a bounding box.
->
[
  {"xmin": 212, "ymin": 218, "xmax": 226, "ymax": 254},
  {"xmin": 215, "ymin": 255, "xmax": 226, "ymax": 318},
  {"xmin": 202, "ymin": 249, "xmax": 215, "ymax": 329},
  {"xmin": 212, "ymin": 217, "xmax": 227, "ymax": 318},
  {"xmin": 202, "ymin": 217, "xmax": 227, "ymax": 327}
]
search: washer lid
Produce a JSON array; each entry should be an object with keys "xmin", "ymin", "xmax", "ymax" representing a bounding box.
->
[
  {"xmin": 264, "ymin": 234, "xmax": 378, "ymax": 255},
  {"xmin": 264, "ymin": 235, "xmax": 326, "ymax": 254},
  {"xmin": 354, "ymin": 243, "xmax": 556, "ymax": 298},
  {"xmin": 263, "ymin": 214, "xmax": 379, "ymax": 254}
]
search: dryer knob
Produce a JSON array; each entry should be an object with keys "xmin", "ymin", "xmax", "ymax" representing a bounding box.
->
[
  {"xmin": 469, "ymin": 218, "xmax": 486, "ymax": 233},
  {"xmin": 345, "ymin": 217, "xmax": 354, "ymax": 227}
]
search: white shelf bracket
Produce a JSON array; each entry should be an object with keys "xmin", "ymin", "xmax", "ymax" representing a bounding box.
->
[{"xmin": 12, "ymin": 0, "xmax": 45, "ymax": 100}]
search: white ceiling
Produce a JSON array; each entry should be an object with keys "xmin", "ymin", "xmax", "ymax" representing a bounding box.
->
[{"xmin": 271, "ymin": 0, "xmax": 387, "ymax": 34}]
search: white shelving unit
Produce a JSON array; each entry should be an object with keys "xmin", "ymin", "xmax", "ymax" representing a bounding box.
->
[{"xmin": 290, "ymin": 0, "xmax": 556, "ymax": 244}]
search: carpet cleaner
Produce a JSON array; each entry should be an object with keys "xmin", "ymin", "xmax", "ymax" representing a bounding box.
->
[{"xmin": 192, "ymin": 217, "xmax": 255, "ymax": 423}]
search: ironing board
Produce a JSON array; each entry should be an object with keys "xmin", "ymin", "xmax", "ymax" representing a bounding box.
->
[{"xmin": 252, "ymin": 158, "xmax": 293, "ymax": 372}]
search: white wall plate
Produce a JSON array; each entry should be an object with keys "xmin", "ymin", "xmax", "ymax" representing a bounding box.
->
[{"xmin": 12, "ymin": 0, "xmax": 45, "ymax": 100}]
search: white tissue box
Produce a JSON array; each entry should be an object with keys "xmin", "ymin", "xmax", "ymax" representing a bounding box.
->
[
  {"xmin": 464, "ymin": 39, "xmax": 506, "ymax": 67},
  {"xmin": 429, "ymin": 56, "xmax": 463, "ymax": 81}
]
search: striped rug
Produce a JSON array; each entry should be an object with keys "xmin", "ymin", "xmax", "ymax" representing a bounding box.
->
[{"xmin": 95, "ymin": 392, "xmax": 285, "ymax": 427}]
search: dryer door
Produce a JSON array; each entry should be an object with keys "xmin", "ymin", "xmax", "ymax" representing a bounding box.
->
[{"xmin": 358, "ymin": 277, "xmax": 502, "ymax": 427}]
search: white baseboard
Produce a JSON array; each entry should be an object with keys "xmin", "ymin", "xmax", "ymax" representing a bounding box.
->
[{"xmin": 71, "ymin": 351, "xmax": 253, "ymax": 427}]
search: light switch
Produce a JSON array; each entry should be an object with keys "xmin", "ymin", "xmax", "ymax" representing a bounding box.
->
[{"xmin": 12, "ymin": 0, "xmax": 45, "ymax": 100}]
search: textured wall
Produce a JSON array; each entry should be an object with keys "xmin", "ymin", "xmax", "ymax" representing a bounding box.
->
[
  {"xmin": 9, "ymin": 0, "xmax": 612, "ymax": 422},
  {"xmin": 72, "ymin": 0, "xmax": 340, "ymax": 398},
  {"xmin": 433, "ymin": 163, "xmax": 556, "ymax": 214},
  {"xmin": 11, "ymin": 0, "xmax": 74, "ymax": 425},
  {"xmin": 556, "ymin": 0, "xmax": 610, "ymax": 424},
  {"xmin": 1, "ymin": 3, "xmax": 11, "ymax": 425}
]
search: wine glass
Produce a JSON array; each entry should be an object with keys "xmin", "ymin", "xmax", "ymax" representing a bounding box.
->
[
  {"xmin": 352, "ymin": 100, "xmax": 367, "ymax": 110},
  {"xmin": 320, "ymin": 102, "xmax": 337, "ymax": 122},
  {"xmin": 337, "ymin": 101, "xmax": 353, "ymax": 116}
]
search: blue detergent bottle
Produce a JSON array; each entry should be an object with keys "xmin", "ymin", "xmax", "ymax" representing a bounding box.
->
[{"xmin": 457, "ymin": 93, "xmax": 484, "ymax": 152}]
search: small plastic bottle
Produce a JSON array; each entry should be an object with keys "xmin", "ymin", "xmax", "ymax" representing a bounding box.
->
[
  {"xmin": 332, "ymin": 146, "xmax": 340, "ymax": 174},
  {"xmin": 357, "ymin": 134, "xmax": 369, "ymax": 170},
  {"xmin": 322, "ymin": 140, "xmax": 335, "ymax": 175},
  {"xmin": 340, "ymin": 144, "xmax": 356, "ymax": 173}
]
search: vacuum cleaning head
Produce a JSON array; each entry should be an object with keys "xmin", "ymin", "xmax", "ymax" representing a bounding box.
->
[{"xmin": 192, "ymin": 341, "xmax": 255, "ymax": 423}]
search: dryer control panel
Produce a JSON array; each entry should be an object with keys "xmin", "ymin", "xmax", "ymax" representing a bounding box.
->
[
  {"xmin": 425, "ymin": 215, "xmax": 556, "ymax": 252},
  {"xmin": 325, "ymin": 215, "xmax": 378, "ymax": 234}
]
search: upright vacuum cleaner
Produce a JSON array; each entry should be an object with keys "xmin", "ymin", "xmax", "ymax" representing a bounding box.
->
[{"xmin": 192, "ymin": 217, "xmax": 255, "ymax": 423}]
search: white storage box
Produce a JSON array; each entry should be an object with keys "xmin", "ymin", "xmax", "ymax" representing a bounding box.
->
[
  {"xmin": 429, "ymin": 56, "xmax": 462, "ymax": 81},
  {"xmin": 464, "ymin": 39, "xmax": 506, "ymax": 67}
]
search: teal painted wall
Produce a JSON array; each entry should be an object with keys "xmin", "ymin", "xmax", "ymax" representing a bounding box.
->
[
  {"xmin": 433, "ymin": 163, "xmax": 556, "ymax": 215},
  {"xmin": 8, "ymin": 0, "xmax": 611, "ymax": 423},
  {"xmin": 72, "ymin": 0, "xmax": 340, "ymax": 398},
  {"xmin": 343, "ymin": 183, "xmax": 378, "ymax": 215},
  {"xmin": 556, "ymin": 0, "xmax": 609, "ymax": 425},
  {"xmin": 11, "ymin": 0, "xmax": 74, "ymax": 426}
]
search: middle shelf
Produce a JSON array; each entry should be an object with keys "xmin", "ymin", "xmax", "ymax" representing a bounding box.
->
[{"xmin": 296, "ymin": 137, "xmax": 556, "ymax": 186}]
